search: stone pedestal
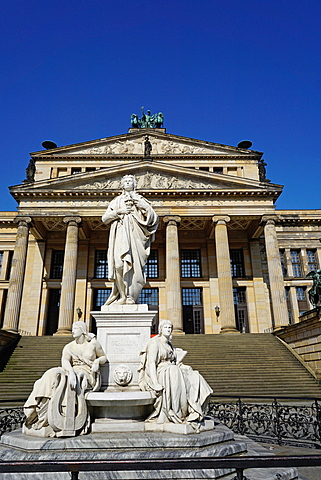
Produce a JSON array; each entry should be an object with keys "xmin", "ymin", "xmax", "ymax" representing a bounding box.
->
[
  {"xmin": 89, "ymin": 304, "xmax": 156, "ymax": 432},
  {"xmin": 92, "ymin": 304, "xmax": 155, "ymax": 389}
]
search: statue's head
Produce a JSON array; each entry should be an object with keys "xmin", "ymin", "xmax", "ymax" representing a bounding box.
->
[
  {"xmin": 158, "ymin": 320, "xmax": 173, "ymax": 339},
  {"xmin": 121, "ymin": 175, "xmax": 137, "ymax": 191},
  {"xmin": 72, "ymin": 321, "xmax": 95, "ymax": 341}
]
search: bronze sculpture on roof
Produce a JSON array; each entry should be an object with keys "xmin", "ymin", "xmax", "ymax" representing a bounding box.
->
[{"xmin": 131, "ymin": 107, "xmax": 164, "ymax": 128}]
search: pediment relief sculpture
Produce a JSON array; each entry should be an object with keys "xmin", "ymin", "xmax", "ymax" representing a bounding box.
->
[
  {"xmin": 62, "ymin": 136, "xmax": 251, "ymax": 157},
  {"xmin": 72, "ymin": 171, "xmax": 229, "ymax": 191}
]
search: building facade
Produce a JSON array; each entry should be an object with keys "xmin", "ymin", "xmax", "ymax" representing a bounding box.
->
[{"xmin": 0, "ymin": 127, "xmax": 320, "ymax": 336}]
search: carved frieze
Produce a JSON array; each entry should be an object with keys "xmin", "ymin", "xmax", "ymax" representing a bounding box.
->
[
  {"xmin": 72, "ymin": 171, "xmax": 218, "ymax": 191},
  {"xmin": 69, "ymin": 137, "xmax": 226, "ymax": 156}
]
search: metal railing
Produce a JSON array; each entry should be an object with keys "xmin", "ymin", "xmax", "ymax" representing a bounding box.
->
[
  {"xmin": 209, "ymin": 395, "xmax": 321, "ymax": 448},
  {"xmin": 2, "ymin": 396, "xmax": 321, "ymax": 448},
  {"xmin": 1, "ymin": 455, "xmax": 321, "ymax": 480}
]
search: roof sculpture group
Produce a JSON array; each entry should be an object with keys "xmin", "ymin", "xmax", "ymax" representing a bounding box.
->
[{"xmin": 131, "ymin": 107, "xmax": 164, "ymax": 129}]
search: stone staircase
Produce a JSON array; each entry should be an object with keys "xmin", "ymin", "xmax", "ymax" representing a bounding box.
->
[
  {"xmin": 0, "ymin": 335, "xmax": 72, "ymax": 406},
  {"xmin": 173, "ymin": 333, "xmax": 321, "ymax": 399},
  {"xmin": 1, "ymin": 333, "xmax": 321, "ymax": 406}
]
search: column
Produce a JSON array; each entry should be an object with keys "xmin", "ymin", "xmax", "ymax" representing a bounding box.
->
[
  {"xmin": 163, "ymin": 216, "xmax": 183, "ymax": 333},
  {"xmin": 56, "ymin": 216, "xmax": 81, "ymax": 335},
  {"xmin": 263, "ymin": 216, "xmax": 289, "ymax": 329},
  {"xmin": 213, "ymin": 216, "xmax": 238, "ymax": 333},
  {"xmin": 2, "ymin": 216, "xmax": 32, "ymax": 332}
]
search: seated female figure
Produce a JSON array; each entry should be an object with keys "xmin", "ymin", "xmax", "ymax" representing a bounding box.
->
[
  {"xmin": 139, "ymin": 320, "xmax": 213, "ymax": 426},
  {"xmin": 23, "ymin": 321, "xmax": 106, "ymax": 437}
]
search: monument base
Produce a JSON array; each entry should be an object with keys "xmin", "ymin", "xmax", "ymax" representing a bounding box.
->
[{"xmin": 0, "ymin": 423, "xmax": 298, "ymax": 479}]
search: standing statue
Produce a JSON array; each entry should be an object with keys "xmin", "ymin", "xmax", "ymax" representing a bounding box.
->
[
  {"xmin": 144, "ymin": 135, "xmax": 152, "ymax": 157},
  {"xmin": 130, "ymin": 107, "xmax": 164, "ymax": 128},
  {"xmin": 102, "ymin": 174, "xmax": 159, "ymax": 305},
  {"xmin": 139, "ymin": 320, "xmax": 213, "ymax": 428},
  {"xmin": 24, "ymin": 159, "xmax": 36, "ymax": 183},
  {"xmin": 306, "ymin": 269, "xmax": 321, "ymax": 307},
  {"xmin": 23, "ymin": 321, "xmax": 106, "ymax": 437}
]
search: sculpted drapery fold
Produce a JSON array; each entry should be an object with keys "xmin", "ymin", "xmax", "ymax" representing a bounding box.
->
[{"xmin": 102, "ymin": 175, "xmax": 158, "ymax": 305}]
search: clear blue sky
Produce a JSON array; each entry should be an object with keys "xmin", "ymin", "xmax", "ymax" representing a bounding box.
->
[{"xmin": 1, "ymin": 0, "xmax": 320, "ymax": 211}]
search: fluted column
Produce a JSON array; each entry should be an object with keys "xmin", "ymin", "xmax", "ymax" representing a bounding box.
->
[
  {"xmin": 263, "ymin": 216, "xmax": 289, "ymax": 329},
  {"xmin": 213, "ymin": 216, "xmax": 238, "ymax": 333},
  {"xmin": 2, "ymin": 216, "xmax": 32, "ymax": 332},
  {"xmin": 56, "ymin": 216, "xmax": 81, "ymax": 335},
  {"xmin": 163, "ymin": 216, "xmax": 183, "ymax": 333}
]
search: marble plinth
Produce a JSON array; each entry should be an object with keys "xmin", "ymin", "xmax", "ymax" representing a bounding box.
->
[
  {"xmin": 0, "ymin": 423, "xmax": 245, "ymax": 479},
  {"xmin": 0, "ymin": 423, "xmax": 299, "ymax": 480}
]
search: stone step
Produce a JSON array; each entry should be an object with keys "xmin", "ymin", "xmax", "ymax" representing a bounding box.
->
[{"xmin": 1, "ymin": 333, "xmax": 321, "ymax": 405}]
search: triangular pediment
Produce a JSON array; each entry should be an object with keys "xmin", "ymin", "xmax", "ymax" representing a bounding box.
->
[
  {"xmin": 31, "ymin": 131, "xmax": 262, "ymax": 158},
  {"xmin": 11, "ymin": 160, "xmax": 282, "ymax": 195}
]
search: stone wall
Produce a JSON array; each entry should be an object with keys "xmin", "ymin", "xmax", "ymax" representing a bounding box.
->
[{"xmin": 274, "ymin": 308, "xmax": 321, "ymax": 380}]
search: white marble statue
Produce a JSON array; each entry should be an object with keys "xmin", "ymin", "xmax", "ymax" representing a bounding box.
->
[
  {"xmin": 139, "ymin": 320, "xmax": 213, "ymax": 427},
  {"xmin": 102, "ymin": 174, "xmax": 159, "ymax": 305},
  {"xmin": 23, "ymin": 321, "xmax": 107, "ymax": 437}
]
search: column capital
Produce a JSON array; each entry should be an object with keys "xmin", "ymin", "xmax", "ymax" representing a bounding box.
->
[
  {"xmin": 212, "ymin": 215, "xmax": 230, "ymax": 225},
  {"xmin": 261, "ymin": 215, "xmax": 279, "ymax": 226},
  {"xmin": 14, "ymin": 216, "xmax": 33, "ymax": 228},
  {"xmin": 163, "ymin": 215, "xmax": 181, "ymax": 227},
  {"xmin": 63, "ymin": 216, "xmax": 82, "ymax": 227}
]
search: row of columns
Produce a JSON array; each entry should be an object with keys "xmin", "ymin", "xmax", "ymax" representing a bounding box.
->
[
  {"xmin": 2, "ymin": 216, "xmax": 82, "ymax": 334},
  {"xmin": 2, "ymin": 214, "xmax": 289, "ymax": 335}
]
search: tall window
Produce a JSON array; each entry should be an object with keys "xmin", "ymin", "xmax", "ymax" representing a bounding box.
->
[
  {"xmin": 51, "ymin": 250, "xmax": 64, "ymax": 279},
  {"xmin": 290, "ymin": 250, "xmax": 302, "ymax": 277},
  {"xmin": 296, "ymin": 286, "xmax": 308, "ymax": 315},
  {"xmin": 230, "ymin": 249, "xmax": 245, "ymax": 277},
  {"xmin": 94, "ymin": 250, "xmax": 108, "ymax": 278},
  {"xmin": 233, "ymin": 287, "xmax": 248, "ymax": 332},
  {"xmin": 181, "ymin": 250, "xmax": 201, "ymax": 278},
  {"xmin": 93, "ymin": 288, "xmax": 112, "ymax": 309},
  {"xmin": 144, "ymin": 250, "xmax": 158, "ymax": 278},
  {"xmin": 182, "ymin": 288, "xmax": 203, "ymax": 334},
  {"xmin": 182, "ymin": 288, "xmax": 202, "ymax": 306},
  {"xmin": 279, "ymin": 250, "xmax": 286, "ymax": 276},
  {"xmin": 307, "ymin": 249, "xmax": 318, "ymax": 272}
]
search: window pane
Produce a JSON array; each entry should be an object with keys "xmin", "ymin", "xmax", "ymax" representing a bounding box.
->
[
  {"xmin": 230, "ymin": 249, "xmax": 244, "ymax": 277},
  {"xmin": 307, "ymin": 249, "xmax": 318, "ymax": 272},
  {"xmin": 93, "ymin": 289, "xmax": 112, "ymax": 309},
  {"xmin": 51, "ymin": 250, "xmax": 64, "ymax": 278},
  {"xmin": 233, "ymin": 287, "xmax": 246, "ymax": 305},
  {"xmin": 95, "ymin": 250, "xmax": 108, "ymax": 278},
  {"xmin": 181, "ymin": 250, "xmax": 201, "ymax": 278},
  {"xmin": 182, "ymin": 288, "xmax": 202, "ymax": 306},
  {"xmin": 138, "ymin": 288, "xmax": 159, "ymax": 306},
  {"xmin": 144, "ymin": 250, "xmax": 158, "ymax": 278},
  {"xmin": 290, "ymin": 250, "xmax": 302, "ymax": 277},
  {"xmin": 296, "ymin": 287, "xmax": 306, "ymax": 301}
]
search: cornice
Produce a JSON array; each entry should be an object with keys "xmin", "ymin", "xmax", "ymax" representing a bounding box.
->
[{"xmin": 10, "ymin": 189, "xmax": 282, "ymax": 199}]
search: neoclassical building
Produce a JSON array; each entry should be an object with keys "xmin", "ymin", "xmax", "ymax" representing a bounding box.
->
[{"xmin": 0, "ymin": 126, "xmax": 320, "ymax": 336}]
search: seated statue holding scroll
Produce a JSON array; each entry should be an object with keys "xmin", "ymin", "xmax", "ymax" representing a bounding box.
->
[
  {"xmin": 139, "ymin": 320, "xmax": 213, "ymax": 427},
  {"xmin": 23, "ymin": 321, "xmax": 106, "ymax": 437}
]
